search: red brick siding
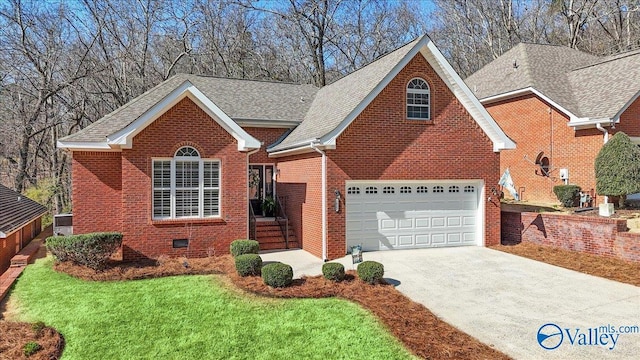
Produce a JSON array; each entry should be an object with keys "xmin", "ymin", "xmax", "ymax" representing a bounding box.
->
[
  {"xmin": 0, "ymin": 218, "xmax": 42, "ymax": 275},
  {"xmin": 119, "ymin": 97, "xmax": 247, "ymax": 260},
  {"xmin": 244, "ymin": 127, "xmax": 288, "ymax": 164},
  {"xmin": 72, "ymin": 151, "xmax": 123, "ymax": 233},
  {"xmin": 275, "ymin": 153, "xmax": 323, "ymax": 257},
  {"xmin": 501, "ymin": 211, "xmax": 640, "ymax": 262},
  {"xmin": 276, "ymin": 53, "xmax": 501, "ymax": 260},
  {"xmin": 614, "ymin": 96, "xmax": 640, "ymax": 137},
  {"xmin": 486, "ymin": 94, "xmax": 604, "ymax": 204},
  {"xmin": 73, "ymin": 97, "xmax": 247, "ymax": 260}
]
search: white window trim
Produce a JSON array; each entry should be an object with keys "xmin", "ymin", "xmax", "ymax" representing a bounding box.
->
[
  {"xmin": 152, "ymin": 152, "xmax": 221, "ymax": 220},
  {"xmin": 407, "ymin": 77, "xmax": 431, "ymax": 120}
]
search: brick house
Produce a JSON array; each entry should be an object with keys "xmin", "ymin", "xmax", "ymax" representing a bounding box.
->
[
  {"xmin": 58, "ymin": 36, "xmax": 514, "ymax": 261},
  {"xmin": 0, "ymin": 184, "xmax": 47, "ymax": 274},
  {"xmin": 465, "ymin": 44, "xmax": 640, "ymax": 205}
]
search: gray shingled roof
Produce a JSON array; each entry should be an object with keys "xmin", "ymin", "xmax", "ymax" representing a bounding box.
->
[
  {"xmin": 465, "ymin": 43, "xmax": 640, "ymax": 120},
  {"xmin": 270, "ymin": 38, "xmax": 422, "ymax": 150},
  {"xmin": 61, "ymin": 75, "xmax": 318, "ymax": 143},
  {"xmin": 0, "ymin": 184, "xmax": 47, "ymax": 237},
  {"xmin": 568, "ymin": 50, "xmax": 640, "ymax": 119}
]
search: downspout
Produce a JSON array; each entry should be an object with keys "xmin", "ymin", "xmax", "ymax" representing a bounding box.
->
[
  {"xmin": 596, "ymin": 123, "xmax": 609, "ymax": 204},
  {"xmin": 310, "ymin": 141, "xmax": 327, "ymax": 261},
  {"xmin": 247, "ymin": 148, "xmax": 259, "ymax": 238}
]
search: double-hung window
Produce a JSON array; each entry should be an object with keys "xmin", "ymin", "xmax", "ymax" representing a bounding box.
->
[{"xmin": 153, "ymin": 146, "xmax": 220, "ymax": 219}]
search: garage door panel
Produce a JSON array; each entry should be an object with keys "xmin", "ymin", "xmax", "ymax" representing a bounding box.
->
[
  {"xmin": 415, "ymin": 234, "xmax": 430, "ymax": 245},
  {"xmin": 447, "ymin": 216, "xmax": 461, "ymax": 227},
  {"xmin": 432, "ymin": 217, "xmax": 445, "ymax": 227},
  {"xmin": 415, "ymin": 218, "xmax": 430, "ymax": 228},
  {"xmin": 380, "ymin": 218, "xmax": 396, "ymax": 230},
  {"xmin": 346, "ymin": 181, "xmax": 481, "ymax": 251}
]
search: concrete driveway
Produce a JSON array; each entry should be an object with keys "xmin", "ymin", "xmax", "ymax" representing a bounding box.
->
[{"xmin": 261, "ymin": 247, "xmax": 640, "ymax": 359}]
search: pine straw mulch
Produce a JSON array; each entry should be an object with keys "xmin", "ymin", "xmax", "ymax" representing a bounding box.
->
[
  {"xmin": 52, "ymin": 255, "xmax": 509, "ymax": 360},
  {"xmin": 491, "ymin": 242, "xmax": 640, "ymax": 287},
  {"xmin": 0, "ymin": 321, "xmax": 64, "ymax": 360}
]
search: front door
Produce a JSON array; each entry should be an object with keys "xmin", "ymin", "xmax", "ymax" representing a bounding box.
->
[{"xmin": 249, "ymin": 164, "xmax": 275, "ymax": 215}]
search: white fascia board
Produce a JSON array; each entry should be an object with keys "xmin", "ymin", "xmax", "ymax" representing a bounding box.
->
[
  {"xmin": 319, "ymin": 36, "xmax": 431, "ymax": 146},
  {"xmin": 0, "ymin": 231, "xmax": 6, "ymax": 238},
  {"xmin": 56, "ymin": 140, "xmax": 117, "ymax": 151},
  {"xmin": 481, "ymin": 87, "xmax": 579, "ymax": 123},
  {"xmin": 423, "ymin": 41, "xmax": 515, "ymax": 152},
  {"xmin": 268, "ymin": 140, "xmax": 334, "ymax": 158},
  {"xmin": 567, "ymin": 117, "xmax": 613, "ymax": 129},
  {"xmin": 106, "ymin": 81, "xmax": 260, "ymax": 151}
]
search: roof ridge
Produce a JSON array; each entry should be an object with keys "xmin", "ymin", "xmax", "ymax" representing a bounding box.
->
[
  {"xmin": 571, "ymin": 49, "xmax": 640, "ymax": 72},
  {"xmin": 182, "ymin": 73, "xmax": 316, "ymax": 87}
]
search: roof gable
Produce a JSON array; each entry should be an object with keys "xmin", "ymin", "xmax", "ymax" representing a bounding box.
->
[
  {"xmin": 270, "ymin": 36, "xmax": 515, "ymax": 154},
  {"xmin": 0, "ymin": 184, "xmax": 47, "ymax": 238},
  {"xmin": 59, "ymin": 81, "xmax": 261, "ymax": 151}
]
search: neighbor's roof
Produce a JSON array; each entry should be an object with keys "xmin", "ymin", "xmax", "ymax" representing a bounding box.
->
[
  {"xmin": 0, "ymin": 184, "xmax": 47, "ymax": 238},
  {"xmin": 465, "ymin": 43, "xmax": 640, "ymax": 122},
  {"xmin": 60, "ymin": 75, "xmax": 318, "ymax": 143}
]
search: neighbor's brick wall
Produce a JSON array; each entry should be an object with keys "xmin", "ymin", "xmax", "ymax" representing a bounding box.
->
[
  {"xmin": 615, "ymin": 97, "xmax": 640, "ymax": 137},
  {"xmin": 501, "ymin": 211, "xmax": 640, "ymax": 262},
  {"xmin": 316, "ymin": 52, "xmax": 500, "ymax": 259},
  {"xmin": 275, "ymin": 153, "xmax": 323, "ymax": 257},
  {"xmin": 118, "ymin": 97, "xmax": 247, "ymax": 260},
  {"xmin": 244, "ymin": 127, "xmax": 288, "ymax": 164},
  {"xmin": 487, "ymin": 95, "xmax": 640, "ymax": 205},
  {"xmin": 0, "ymin": 218, "xmax": 41, "ymax": 275},
  {"xmin": 72, "ymin": 151, "xmax": 123, "ymax": 234}
]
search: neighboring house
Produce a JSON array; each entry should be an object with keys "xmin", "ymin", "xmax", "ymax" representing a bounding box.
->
[
  {"xmin": 466, "ymin": 44, "xmax": 640, "ymax": 205},
  {"xmin": 57, "ymin": 35, "xmax": 514, "ymax": 261},
  {"xmin": 0, "ymin": 184, "xmax": 47, "ymax": 274}
]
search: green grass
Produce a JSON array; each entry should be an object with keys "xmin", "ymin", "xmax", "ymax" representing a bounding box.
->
[{"xmin": 11, "ymin": 258, "xmax": 414, "ymax": 359}]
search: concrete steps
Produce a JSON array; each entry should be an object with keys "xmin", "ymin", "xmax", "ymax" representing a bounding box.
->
[{"xmin": 255, "ymin": 220, "xmax": 299, "ymax": 250}]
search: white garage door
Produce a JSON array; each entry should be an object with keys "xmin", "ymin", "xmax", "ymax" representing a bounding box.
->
[{"xmin": 346, "ymin": 181, "xmax": 482, "ymax": 251}]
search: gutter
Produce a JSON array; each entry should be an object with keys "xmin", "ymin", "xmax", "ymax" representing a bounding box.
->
[
  {"xmin": 310, "ymin": 141, "xmax": 327, "ymax": 261},
  {"xmin": 596, "ymin": 123, "xmax": 609, "ymax": 204}
]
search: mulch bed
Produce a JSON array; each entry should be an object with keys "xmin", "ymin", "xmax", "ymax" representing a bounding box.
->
[
  {"xmin": 492, "ymin": 242, "xmax": 640, "ymax": 287},
  {"xmin": 0, "ymin": 321, "xmax": 64, "ymax": 360},
  {"xmin": 51, "ymin": 256, "xmax": 509, "ymax": 360}
]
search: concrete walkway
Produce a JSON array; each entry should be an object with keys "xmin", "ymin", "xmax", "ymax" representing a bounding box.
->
[{"xmin": 261, "ymin": 247, "xmax": 640, "ymax": 360}]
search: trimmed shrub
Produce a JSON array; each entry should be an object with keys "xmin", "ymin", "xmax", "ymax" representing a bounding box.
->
[
  {"xmin": 552, "ymin": 185, "xmax": 581, "ymax": 207},
  {"xmin": 46, "ymin": 232, "xmax": 122, "ymax": 270},
  {"xmin": 230, "ymin": 239, "xmax": 260, "ymax": 257},
  {"xmin": 595, "ymin": 131, "xmax": 640, "ymax": 208},
  {"xmin": 235, "ymin": 254, "xmax": 262, "ymax": 277},
  {"xmin": 357, "ymin": 261, "xmax": 384, "ymax": 285},
  {"xmin": 261, "ymin": 262, "xmax": 293, "ymax": 288},
  {"xmin": 23, "ymin": 341, "xmax": 41, "ymax": 357},
  {"xmin": 322, "ymin": 262, "xmax": 345, "ymax": 281}
]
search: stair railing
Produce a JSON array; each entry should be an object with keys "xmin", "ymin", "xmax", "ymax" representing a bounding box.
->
[
  {"xmin": 275, "ymin": 195, "xmax": 289, "ymax": 249},
  {"xmin": 249, "ymin": 201, "xmax": 257, "ymax": 241}
]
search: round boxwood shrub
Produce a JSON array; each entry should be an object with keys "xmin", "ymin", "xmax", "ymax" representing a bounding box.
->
[
  {"xmin": 357, "ymin": 261, "xmax": 384, "ymax": 284},
  {"xmin": 322, "ymin": 262, "xmax": 345, "ymax": 281},
  {"xmin": 261, "ymin": 262, "xmax": 293, "ymax": 288},
  {"xmin": 46, "ymin": 232, "xmax": 122, "ymax": 270},
  {"xmin": 235, "ymin": 254, "xmax": 262, "ymax": 277},
  {"xmin": 230, "ymin": 239, "xmax": 260, "ymax": 257}
]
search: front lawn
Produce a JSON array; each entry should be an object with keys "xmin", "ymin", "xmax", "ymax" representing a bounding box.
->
[{"xmin": 9, "ymin": 258, "xmax": 414, "ymax": 359}]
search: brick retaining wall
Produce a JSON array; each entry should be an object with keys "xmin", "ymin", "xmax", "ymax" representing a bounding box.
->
[{"xmin": 501, "ymin": 211, "xmax": 640, "ymax": 262}]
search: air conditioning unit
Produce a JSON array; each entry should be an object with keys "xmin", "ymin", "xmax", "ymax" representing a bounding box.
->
[
  {"xmin": 53, "ymin": 214, "xmax": 73, "ymax": 236},
  {"xmin": 559, "ymin": 168, "xmax": 569, "ymax": 180}
]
